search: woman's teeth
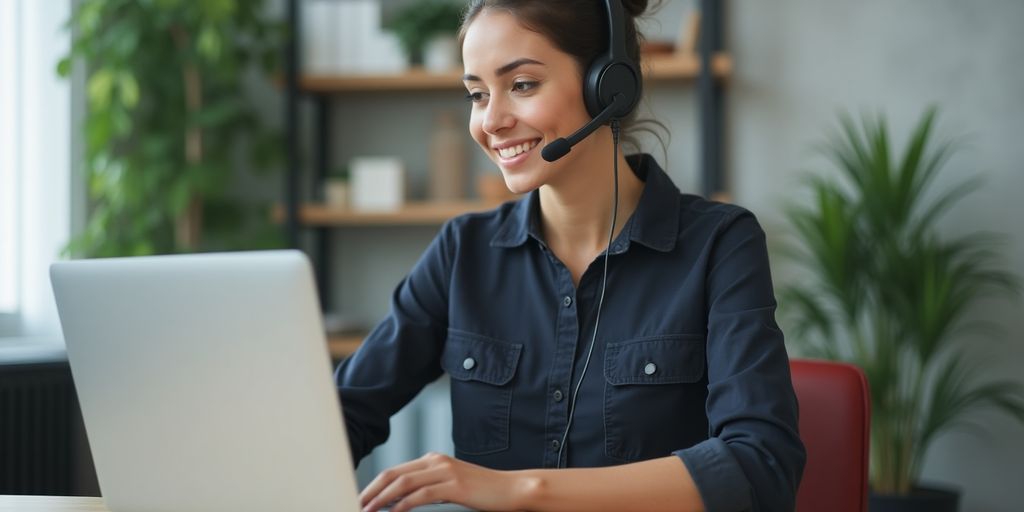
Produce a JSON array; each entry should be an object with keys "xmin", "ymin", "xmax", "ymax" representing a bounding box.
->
[{"xmin": 498, "ymin": 140, "xmax": 538, "ymax": 159}]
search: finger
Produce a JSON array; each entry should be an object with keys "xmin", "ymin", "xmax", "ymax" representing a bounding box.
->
[
  {"xmin": 389, "ymin": 481, "xmax": 458, "ymax": 512},
  {"xmin": 363, "ymin": 466, "xmax": 451, "ymax": 512},
  {"xmin": 358, "ymin": 458, "xmax": 433, "ymax": 505}
]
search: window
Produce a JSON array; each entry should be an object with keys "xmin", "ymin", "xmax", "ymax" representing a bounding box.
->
[
  {"xmin": 0, "ymin": 0, "xmax": 22, "ymax": 316},
  {"xmin": 0, "ymin": 0, "xmax": 71, "ymax": 339}
]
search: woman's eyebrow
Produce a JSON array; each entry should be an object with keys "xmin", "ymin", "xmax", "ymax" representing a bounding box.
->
[{"xmin": 462, "ymin": 58, "xmax": 545, "ymax": 82}]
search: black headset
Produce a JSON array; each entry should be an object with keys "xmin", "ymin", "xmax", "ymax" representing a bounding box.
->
[{"xmin": 541, "ymin": 0, "xmax": 642, "ymax": 162}]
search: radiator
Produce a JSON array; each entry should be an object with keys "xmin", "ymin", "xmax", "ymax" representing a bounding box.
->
[{"xmin": 0, "ymin": 361, "xmax": 86, "ymax": 495}]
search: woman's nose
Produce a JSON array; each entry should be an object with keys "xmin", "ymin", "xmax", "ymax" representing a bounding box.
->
[{"xmin": 481, "ymin": 97, "xmax": 514, "ymax": 134}]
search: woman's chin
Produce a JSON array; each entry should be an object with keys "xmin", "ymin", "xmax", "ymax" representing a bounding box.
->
[{"xmin": 499, "ymin": 174, "xmax": 540, "ymax": 196}]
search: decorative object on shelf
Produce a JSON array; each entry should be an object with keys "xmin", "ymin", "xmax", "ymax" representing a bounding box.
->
[
  {"xmin": 423, "ymin": 34, "xmax": 459, "ymax": 73},
  {"xmin": 304, "ymin": 0, "xmax": 406, "ymax": 75},
  {"xmin": 58, "ymin": 0, "xmax": 284, "ymax": 257},
  {"xmin": 778, "ymin": 107, "xmax": 1024, "ymax": 511},
  {"xmin": 384, "ymin": 0, "xmax": 464, "ymax": 68},
  {"xmin": 429, "ymin": 111, "xmax": 468, "ymax": 201},
  {"xmin": 350, "ymin": 157, "xmax": 406, "ymax": 212},
  {"xmin": 676, "ymin": 9, "xmax": 701, "ymax": 55},
  {"xmin": 324, "ymin": 167, "xmax": 350, "ymax": 210}
]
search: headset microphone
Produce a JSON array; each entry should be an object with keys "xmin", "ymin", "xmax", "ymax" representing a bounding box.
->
[
  {"xmin": 541, "ymin": 94, "xmax": 629, "ymax": 162},
  {"xmin": 540, "ymin": 0, "xmax": 641, "ymax": 164}
]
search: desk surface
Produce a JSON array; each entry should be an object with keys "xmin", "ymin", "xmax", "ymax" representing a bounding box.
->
[
  {"xmin": 0, "ymin": 495, "xmax": 474, "ymax": 511},
  {"xmin": 0, "ymin": 496, "xmax": 107, "ymax": 511}
]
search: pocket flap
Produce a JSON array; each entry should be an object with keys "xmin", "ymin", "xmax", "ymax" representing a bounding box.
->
[
  {"xmin": 604, "ymin": 335, "xmax": 705, "ymax": 385},
  {"xmin": 442, "ymin": 330, "xmax": 523, "ymax": 386}
]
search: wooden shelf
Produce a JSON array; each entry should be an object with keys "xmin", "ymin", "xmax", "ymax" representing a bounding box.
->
[
  {"xmin": 328, "ymin": 334, "xmax": 364, "ymax": 359},
  {"xmin": 273, "ymin": 200, "xmax": 506, "ymax": 227},
  {"xmin": 300, "ymin": 53, "xmax": 732, "ymax": 93}
]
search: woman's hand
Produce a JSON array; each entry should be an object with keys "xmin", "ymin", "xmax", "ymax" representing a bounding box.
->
[{"xmin": 359, "ymin": 452, "xmax": 531, "ymax": 512}]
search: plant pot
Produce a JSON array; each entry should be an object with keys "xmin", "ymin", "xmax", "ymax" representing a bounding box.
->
[
  {"xmin": 869, "ymin": 484, "xmax": 960, "ymax": 512},
  {"xmin": 325, "ymin": 179, "xmax": 350, "ymax": 209}
]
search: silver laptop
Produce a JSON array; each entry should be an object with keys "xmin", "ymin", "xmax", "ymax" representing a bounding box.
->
[{"xmin": 51, "ymin": 250, "xmax": 470, "ymax": 512}]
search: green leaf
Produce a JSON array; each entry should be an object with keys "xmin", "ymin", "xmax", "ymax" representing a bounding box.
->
[
  {"xmin": 193, "ymin": 98, "xmax": 243, "ymax": 127},
  {"xmin": 56, "ymin": 57, "xmax": 72, "ymax": 77},
  {"xmin": 117, "ymin": 72, "xmax": 140, "ymax": 108},
  {"xmin": 196, "ymin": 24, "xmax": 222, "ymax": 61},
  {"xmin": 87, "ymin": 69, "xmax": 115, "ymax": 109}
]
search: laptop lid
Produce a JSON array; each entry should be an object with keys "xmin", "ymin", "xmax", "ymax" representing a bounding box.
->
[{"xmin": 50, "ymin": 250, "xmax": 359, "ymax": 512}]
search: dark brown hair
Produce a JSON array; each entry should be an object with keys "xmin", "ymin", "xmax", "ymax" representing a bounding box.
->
[{"xmin": 459, "ymin": 0, "xmax": 668, "ymax": 154}]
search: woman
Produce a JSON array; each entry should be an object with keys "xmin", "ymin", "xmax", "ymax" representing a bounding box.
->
[{"xmin": 338, "ymin": 1, "xmax": 805, "ymax": 510}]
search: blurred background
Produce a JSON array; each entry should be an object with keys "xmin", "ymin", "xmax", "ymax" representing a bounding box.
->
[{"xmin": 1, "ymin": 0, "xmax": 1022, "ymax": 510}]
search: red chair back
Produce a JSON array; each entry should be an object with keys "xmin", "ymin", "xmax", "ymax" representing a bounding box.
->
[{"xmin": 791, "ymin": 358, "xmax": 870, "ymax": 512}]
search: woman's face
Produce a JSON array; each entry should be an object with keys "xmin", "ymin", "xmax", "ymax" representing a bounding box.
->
[{"xmin": 462, "ymin": 9, "xmax": 593, "ymax": 194}]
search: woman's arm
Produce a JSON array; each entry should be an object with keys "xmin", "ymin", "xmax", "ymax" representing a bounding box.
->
[
  {"xmin": 336, "ymin": 221, "xmax": 457, "ymax": 462},
  {"xmin": 359, "ymin": 452, "xmax": 704, "ymax": 512}
]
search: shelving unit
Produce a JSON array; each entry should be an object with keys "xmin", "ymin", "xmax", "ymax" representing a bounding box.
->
[
  {"xmin": 273, "ymin": 200, "xmax": 506, "ymax": 227},
  {"xmin": 328, "ymin": 334, "xmax": 365, "ymax": 359},
  {"xmin": 282, "ymin": 0, "xmax": 729, "ymax": 356},
  {"xmin": 299, "ymin": 53, "xmax": 731, "ymax": 93}
]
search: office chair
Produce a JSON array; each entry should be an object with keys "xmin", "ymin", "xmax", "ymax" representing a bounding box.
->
[{"xmin": 791, "ymin": 358, "xmax": 871, "ymax": 512}]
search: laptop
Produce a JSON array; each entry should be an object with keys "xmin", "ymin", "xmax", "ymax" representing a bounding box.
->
[{"xmin": 51, "ymin": 250, "xmax": 471, "ymax": 512}]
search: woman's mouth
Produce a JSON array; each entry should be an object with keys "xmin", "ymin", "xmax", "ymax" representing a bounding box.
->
[{"xmin": 496, "ymin": 139, "xmax": 541, "ymax": 161}]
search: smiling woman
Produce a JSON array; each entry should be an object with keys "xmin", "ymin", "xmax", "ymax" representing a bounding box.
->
[{"xmin": 337, "ymin": 1, "xmax": 804, "ymax": 512}]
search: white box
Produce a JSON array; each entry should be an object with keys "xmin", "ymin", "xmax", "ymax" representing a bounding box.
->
[
  {"xmin": 350, "ymin": 157, "xmax": 405, "ymax": 212},
  {"xmin": 363, "ymin": 31, "xmax": 407, "ymax": 74}
]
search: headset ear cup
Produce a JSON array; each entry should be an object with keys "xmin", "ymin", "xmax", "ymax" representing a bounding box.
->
[
  {"xmin": 582, "ymin": 0, "xmax": 642, "ymax": 121},
  {"xmin": 584, "ymin": 57, "xmax": 610, "ymax": 118},
  {"xmin": 601, "ymin": 61, "xmax": 641, "ymax": 117},
  {"xmin": 584, "ymin": 58, "xmax": 641, "ymax": 120}
]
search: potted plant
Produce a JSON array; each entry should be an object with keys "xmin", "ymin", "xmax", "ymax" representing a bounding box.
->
[
  {"xmin": 324, "ymin": 167, "xmax": 350, "ymax": 210},
  {"xmin": 385, "ymin": 0, "xmax": 465, "ymax": 70},
  {"xmin": 58, "ymin": 0, "xmax": 284, "ymax": 257},
  {"xmin": 778, "ymin": 107, "xmax": 1024, "ymax": 511}
]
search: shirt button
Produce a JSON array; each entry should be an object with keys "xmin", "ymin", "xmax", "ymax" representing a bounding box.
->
[
  {"xmin": 551, "ymin": 439, "xmax": 561, "ymax": 450},
  {"xmin": 644, "ymin": 362, "xmax": 657, "ymax": 376},
  {"xmin": 552, "ymin": 389, "xmax": 564, "ymax": 402},
  {"xmin": 563, "ymin": 296, "xmax": 572, "ymax": 307},
  {"xmin": 463, "ymin": 357, "xmax": 476, "ymax": 371}
]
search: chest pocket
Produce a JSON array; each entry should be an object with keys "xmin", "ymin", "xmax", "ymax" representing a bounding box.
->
[
  {"xmin": 441, "ymin": 329, "xmax": 523, "ymax": 455},
  {"xmin": 603, "ymin": 334, "xmax": 709, "ymax": 462}
]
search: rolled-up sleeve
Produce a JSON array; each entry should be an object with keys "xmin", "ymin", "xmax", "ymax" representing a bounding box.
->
[
  {"xmin": 673, "ymin": 210, "xmax": 806, "ymax": 511},
  {"xmin": 334, "ymin": 221, "xmax": 456, "ymax": 464}
]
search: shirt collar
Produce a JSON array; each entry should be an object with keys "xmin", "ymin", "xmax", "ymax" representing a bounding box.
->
[{"xmin": 489, "ymin": 153, "xmax": 680, "ymax": 253}]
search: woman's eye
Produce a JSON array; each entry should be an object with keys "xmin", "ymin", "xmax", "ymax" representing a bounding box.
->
[
  {"xmin": 512, "ymin": 80, "xmax": 538, "ymax": 93},
  {"xmin": 464, "ymin": 91, "xmax": 487, "ymax": 103}
]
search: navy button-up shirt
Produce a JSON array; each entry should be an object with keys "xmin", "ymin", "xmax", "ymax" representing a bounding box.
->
[{"xmin": 336, "ymin": 154, "xmax": 805, "ymax": 511}]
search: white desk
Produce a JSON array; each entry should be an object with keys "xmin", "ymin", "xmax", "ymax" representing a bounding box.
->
[{"xmin": 0, "ymin": 496, "xmax": 107, "ymax": 511}]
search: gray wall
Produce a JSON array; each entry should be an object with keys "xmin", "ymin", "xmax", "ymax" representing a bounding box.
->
[
  {"xmin": 315, "ymin": 0, "xmax": 1024, "ymax": 508},
  {"xmin": 729, "ymin": 1, "xmax": 1024, "ymax": 511}
]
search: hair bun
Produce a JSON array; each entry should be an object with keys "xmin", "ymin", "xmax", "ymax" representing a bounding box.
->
[{"xmin": 620, "ymin": 0, "xmax": 650, "ymax": 17}]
